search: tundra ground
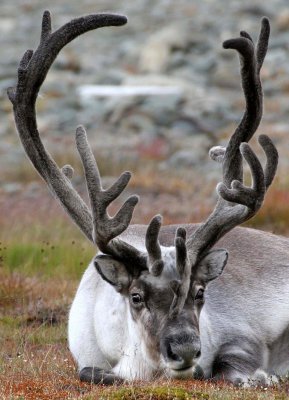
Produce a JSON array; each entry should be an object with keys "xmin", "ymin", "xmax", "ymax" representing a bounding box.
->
[{"xmin": 1, "ymin": 167, "xmax": 289, "ymax": 399}]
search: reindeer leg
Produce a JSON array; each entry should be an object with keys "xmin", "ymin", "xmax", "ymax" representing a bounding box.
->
[
  {"xmin": 79, "ymin": 367, "xmax": 124, "ymax": 385},
  {"xmin": 211, "ymin": 338, "xmax": 270, "ymax": 386}
]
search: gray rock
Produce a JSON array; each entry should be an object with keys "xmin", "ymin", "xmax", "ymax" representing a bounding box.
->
[
  {"xmin": 166, "ymin": 134, "xmax": 212, "ymax": 168},
  {"xmin": 167, "ymin": 149, "xmax": 204, "ymax": 168},
  {"xmin": 2, "ymin": 182, "xmax": 23, "ymax": 193},
  {"xmin": 138, "ymin": 21, "xmax": 197, "ymax": 73},
  {"xmin": 1, "ymin": 0, "xmax": 289, "ymax": 194}
]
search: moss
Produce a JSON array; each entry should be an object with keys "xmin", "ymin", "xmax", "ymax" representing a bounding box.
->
[{"xmin": 99, "ymin": 386, "xmax": 209, "ymax": 400}]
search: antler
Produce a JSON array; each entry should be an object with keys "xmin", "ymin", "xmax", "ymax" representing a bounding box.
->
[
  {"xmin": 7, "ymin": 10, "xmax": 176, "ymax": 270},
  {"xmin": 187, "ymin": 136, "xmax": 278, "ymax": 264},
  {"xmin": 7, "ymin": 11, "xmax": 160, "ymax": 268},
  {"xmin": 9, "ymin": 12, "xmax": 277, "ymax": 308},
  {"xmin": 222, "ymin": 17, "xmax": 270, "ymax": 186},
  {"xmin": 75, "ymin": 125, "xmax": 144, "ymax": 262},
  {"xmin": 145, "ymin": 215, "xmax": 164, "ymax": 276},
  {"xmin": 185, "ymin": 18, "xmax": 276, "ymax": 266},
  {"xmin": 163, "ymin": 18, "xmax": 277, "ymax": 315},
  {"xmin": 169, "ymin": 228, "xmax": 191, "ymax": 318},
  {"xmin": 7, "ymin": 11, "xmax": 128, "ymax": 242}
]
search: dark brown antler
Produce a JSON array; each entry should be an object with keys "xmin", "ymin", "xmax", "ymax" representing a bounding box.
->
[
  {"xmin": 6, "ymin": 11, "xmax": 151, "ymax": 266},
  {"xmin": 75, "ymin": 125, "xmax": 143, "ymax": 262},
  {"xmin": 187, "ymin": 136, "xmax": 278, "ymax": 264},
  {"xmin": 9, "ymin": 12, "xmax": 277, "ymax": 313},
  {"xmin": 145, "ymin": 215, "xmax": 164, "ymax": 276},
  {"xmin": 7, "ymin": 10, "xmax": 173, "ymax": 271},
  {"xmin": 167, "ymin": 18, "xmax": 276, "ymax": 315},
  {"xmin": 8, "ymin": 11, "xmax": 128, "ymax": 242},
  {"xmin": 169, "ymin": 228, "xmax": 191, "ymax": 317},
  {"xmin": 222, "ymin": 17, "xmax": 270, "ymax": 187},
  {"xmin": 184, "ymin": 18, "xmax": 277, "ymax": 284}
]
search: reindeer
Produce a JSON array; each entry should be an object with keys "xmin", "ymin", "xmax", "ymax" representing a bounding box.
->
[{"xmin": 8, "ymin": 11, "xmax": 286, "ymax": 386}]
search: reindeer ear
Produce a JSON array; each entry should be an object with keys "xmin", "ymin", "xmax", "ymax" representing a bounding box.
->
[
  {"xmin": 94, "ymin": 255, "xmax": 131, "ymax": 293},
  {"xmin": 196, "ymin": 249, "xmax": 228, "ymax": 283}
]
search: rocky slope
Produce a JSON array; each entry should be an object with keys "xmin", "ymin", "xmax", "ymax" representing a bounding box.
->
[{"xmin": 1, "ymin": 0, "xmax": 289, "ymax": 225}]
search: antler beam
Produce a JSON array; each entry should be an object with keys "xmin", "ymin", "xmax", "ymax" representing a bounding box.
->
[
  {"xmin": 8, "ymin": 11, "xmax": 127, "ymax": 242},
  {"xmin": 222, "ymin": 17, "xmax": 270, "ymax": 187},
  {"xmin": 185, "ymin": 18, "xmax": 277, "ymax": 273},
  {"xmin": 7, "ymin": 10, "xmax": 176, "ymax": 270}
]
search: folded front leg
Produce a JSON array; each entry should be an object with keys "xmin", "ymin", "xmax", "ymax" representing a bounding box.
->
[
  {"xmin": 211, "ymin": 338, "xmax": 272, "ymax": 386},
  {"xmin": 79, "ymin": 367, "xmax": 124, "ymax": 385}
]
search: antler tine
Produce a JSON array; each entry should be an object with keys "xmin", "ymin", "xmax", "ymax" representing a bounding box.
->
[
  {"xmin": 258, "ymin": 134, "xmax": 278, "ymax": 188},
  {"xmin": 219, "ymin": 134, "xmax": 278, "ymax": 210},
  {"xmin": 169, "ymin": 228, "xmax": 191, "ymax": 318},
  {"xmin": 222, "ymin": 17, "xmax": 270, "ymax": 187},
  {"xmin": 75, "ymin": 126, "xmax": 102, "ymax": 193},
  {"xmin": 186, "ymin": 137, "xmax": 278, "ymax": 268},
  {"xmin": 240, "ymin": 31, "xmax": 253, "ymax": 42},
  {"xmin": 10, "ymin": 11, "xmax": 128, "ymax": 105},
  {"xmin": 218, "ymin": 143, "xmax": 265, "ymax": 210},
  {"xmin": 8, "ymin": 11, "xmax": 127, "ymax": 243},
  {"xmin": 145, "ymin": 215, "xmax": 164, "ymax": 276},
  {"xmin": 76, "ymin": 125, "xmax": 141, "ymax": 259},
  {"xmin": 209, "ymin": 146, "xmax": 226, "ymax": 163},
  {"xmin": 175, "ymin": 227, "xmax": 187, "ymax": 277},
  {"xmin": 256, "ymin": 17, "xmax": 270, "ymax": 72},
  {"xmin": 62, "ymin": 165, "xmax": 74, "ymax": 180}
]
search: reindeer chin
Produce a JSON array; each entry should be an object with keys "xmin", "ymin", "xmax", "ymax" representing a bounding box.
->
[{"xmin": 167, "ymin": 365, "xmax": 195, "ymax": 379}]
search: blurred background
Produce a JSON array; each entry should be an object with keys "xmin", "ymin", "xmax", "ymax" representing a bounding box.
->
[
  {"xmin": 1, "ymin": 0, "xmax": 289, "ymax": 260},
  {"xmin": 2, "ymin": 2, "xmax": 289, "ymax": 395}
]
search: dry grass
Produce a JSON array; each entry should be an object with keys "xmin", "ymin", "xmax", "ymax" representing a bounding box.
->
[
  {"xmin": 1, "ymin": 307, "xmax": 289, "ymax": 400},
  {"xmin": 1, "ymin": 345, "xmax": 289, "ymax": 400},
  {"xmin": 248, "ymin": 183, "xmax": 289, "ymax": 235},
  {"xmin": 2, "ymin": 160, "xmax": 289, "ymax": 399},
  {"xmin": 1, "ymin": 212, "xmax": 289, "ymax": 399}
]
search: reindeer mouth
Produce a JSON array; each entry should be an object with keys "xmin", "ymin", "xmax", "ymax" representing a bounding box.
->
[
  {"xmin": 160, "ymin": 351, "xmax": 195, "ymax": 378},
  {"xmin": 168, "ymin": 365, "xmax": 194, "ymax": 379},
  {"xmin": 174, "ymin": 365, "xmax": 193, "ymax": 371}
]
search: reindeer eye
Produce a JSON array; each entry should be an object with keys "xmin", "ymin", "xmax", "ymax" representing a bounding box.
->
[
  {"xmin": 131, "ymin": 293, "xmax": 143, "ymax": 305},
  {"xmin": 195, "ymin": 288, "xmax": 204, "ymax": 301}
]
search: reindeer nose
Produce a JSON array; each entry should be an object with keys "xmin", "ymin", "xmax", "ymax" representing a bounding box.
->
[{"xmin": 163, "ymin": 335, "xmax": 201, "ymax": 370}]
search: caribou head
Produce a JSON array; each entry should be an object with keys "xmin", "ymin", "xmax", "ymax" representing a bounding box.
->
[{"xmin": 8, "ymin": 12, "xmax": 277, "ymax": 383}]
